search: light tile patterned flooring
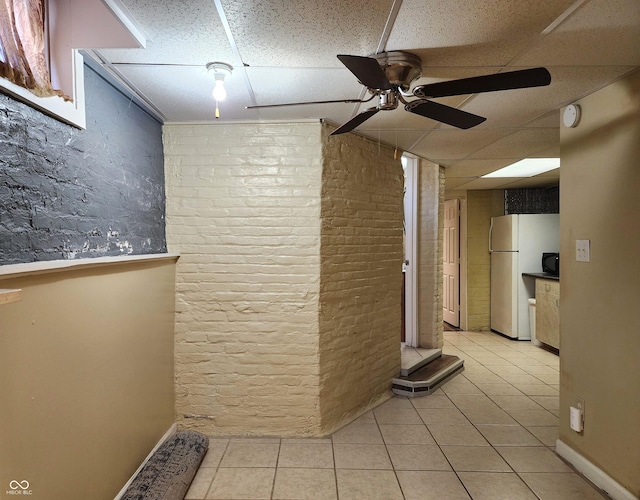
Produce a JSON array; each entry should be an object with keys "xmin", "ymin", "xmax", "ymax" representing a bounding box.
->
[{"xmin": 185, "ymin": 330, "xmax": 607, "ymax": 499}]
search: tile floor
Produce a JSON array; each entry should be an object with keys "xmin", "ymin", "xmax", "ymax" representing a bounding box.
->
[{"xmin": 185, "ymin": 330, "xmax": 607, "ymax": 499}]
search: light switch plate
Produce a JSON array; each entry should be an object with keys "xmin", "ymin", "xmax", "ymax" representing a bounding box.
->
[{"xmin": 576, "ymin": 239, "xmax": 590, "ymax": 262}]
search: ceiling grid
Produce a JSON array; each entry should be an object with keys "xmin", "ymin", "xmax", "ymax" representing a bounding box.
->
[{"xmin": 92, "ymin": 0, "xmax": 640, "ymax": 189}]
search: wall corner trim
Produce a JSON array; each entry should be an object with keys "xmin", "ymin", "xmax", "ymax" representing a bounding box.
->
[
  {"xmin": 0, "ymin": 253, "xmax": 180, "ymax": 281},
  {"xmin": 556, "ymin": 439, "xmax": 639, "ymax": 500}
]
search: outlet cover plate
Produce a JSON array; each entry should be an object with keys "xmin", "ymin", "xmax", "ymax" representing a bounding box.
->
[{"xmin": 576, "ymin": 239, "xmax": 590, "ymax": 262}]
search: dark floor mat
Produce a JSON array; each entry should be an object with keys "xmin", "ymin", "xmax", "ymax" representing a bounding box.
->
[{"xmin": 121, "ymin": 430, "xmax": 208, "ymax": 500}]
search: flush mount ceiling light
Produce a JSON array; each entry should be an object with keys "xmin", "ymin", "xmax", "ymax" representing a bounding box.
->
[
  {"xmin": 482, "ymin": 158, "xmax": 560, "ymax": 178},
  {"xmin": 206, "ymin": 62, "xmax": 233, "ymax": 118}
]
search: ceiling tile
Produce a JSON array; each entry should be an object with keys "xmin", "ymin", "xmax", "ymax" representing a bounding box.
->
[
  {"xmin": 468, "ymin": 128, "xmax": 558, "ymax": 159},
  {"xmin": 100, "ymin": 0, "xmax": 235, "ymax": 65},
  {"xmin": 530, "ymin": 145, "xmax": 561, "ymax": 157},
  {"xmin": 445, "ymin": 177, "xmax": 478, "ymax": 190},
  {"xmin": 351, "ymin": 128, "xmax": 428, "ymax": 152},
  {"xmin": 220, "ymin": 0, "xmax": 394, "ymax": 67},
  {"xmin": 458, "ymin": 66, "xmax": 637, "ymax": 129},
  {"xmin": 515, "ymin": 0, "xmax": 640, "ymax": 66},
  {"xmin": 526, "ymin": 111, "xmax": 560, "ymax": 128},
  {"xmin": 445, "ymin": 159, "xmax": 513, "ymax": 178},
  {"xmin": 409, "ymin": 128, "xmax": 510, "ymax": 163},
  {"xmin": 245, "ymin": 67, "xmax": 363, "ymax": 124},
  {"xmin": 497, "ymin": 176, "xmax": 560, "ymax": 189},
  {"xmin": 451, "ymin": 177, "xmax": 528, "ymax": 190},
  {"xmin": 112, "ymin": 65, "xmax": 253, "ymax": 121},
  {"xmin": 386, "ymin": 0, "xmax": 576, "ymax": 66}
]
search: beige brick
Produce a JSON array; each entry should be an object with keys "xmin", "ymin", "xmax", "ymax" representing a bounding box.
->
[{"xmin": 165, "ymin": 121, "xmax": 402, "ymax": 437}]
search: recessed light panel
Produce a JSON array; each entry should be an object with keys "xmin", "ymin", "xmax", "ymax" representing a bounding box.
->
[{"xmin": 482, "ymin": 158, "xmax": 560, "ymax": 178}]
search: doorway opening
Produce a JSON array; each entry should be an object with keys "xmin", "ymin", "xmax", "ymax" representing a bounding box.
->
[
  {"xmin": 402, "ymin": 154, "xmax": 418, "ymax": 347},
  {"xmin": 443, "ymin": 198, "xmax": 461, "ymax": 328}
]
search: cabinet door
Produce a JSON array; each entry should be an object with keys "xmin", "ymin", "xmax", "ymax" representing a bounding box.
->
[{"xmin": 535, "ymin": 280, "xmax": 560, "ymax": 349}]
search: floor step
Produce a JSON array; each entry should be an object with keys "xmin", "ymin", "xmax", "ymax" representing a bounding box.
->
[
  {"xmin": 401, "ymin": 348, "xmax": 442, "ymax": 376},
  {"xmin": 392, "ymin": 354, "xmax": 464, "ymax": 397}
]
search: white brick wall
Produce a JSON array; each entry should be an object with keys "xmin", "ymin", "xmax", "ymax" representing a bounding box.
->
[
  {"xmin": 164, "ymin": 122, "xmax": 403, "ymax": 436},
  {"xmin": 318, "ymin": 126, "xmax": 403, "ymax": 432},
  {"xmin": 417, "ymin": 161, "xmax": 445, "ymax": 348},
  {"xmin": 165, "ymin": 122, "xmax": 323, "ymax": 436}
]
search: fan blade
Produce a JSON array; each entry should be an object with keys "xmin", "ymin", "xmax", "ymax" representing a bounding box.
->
[
  {"xmin": 413, "ymin": 67, "xmax": 551, "ymax": 98},
  {"xmin": 406, "ymin": 100, "xmax": 486, "ymax": 129},
  {"xmin": 330, "ymin": 107, "xmax": 380, "ymax": 136},
  {"xmin": 246, "ymin": 98, "xmax": 365, "ymax": 109},
  {"xmin": 337, "ymin": 54, "xmax": 392, "ymax": 90}
]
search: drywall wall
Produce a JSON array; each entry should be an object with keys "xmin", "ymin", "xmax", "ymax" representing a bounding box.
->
[
  {"xmin": 1, "ymin": 59, "xmax": 171, "ymax": 498},
  {"xmin": 0, "ymin": 65, "xmax": 166, "ymax": 264},
  {"xmin": 559, "ymin": 69, "xmax": 640, "ymax": 497},
  {"xmin": 0, "ymin": 258, "xmax": 177, "ymax": 500}
]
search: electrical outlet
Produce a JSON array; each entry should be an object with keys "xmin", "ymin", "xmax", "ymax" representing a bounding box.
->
[
  {"xmin": 576, "ymin": 239, "xmax": 590, "ymax": 262},
  {"xmin": 570, "ymin": 397, "xmax": 585, "ymax": 433}
]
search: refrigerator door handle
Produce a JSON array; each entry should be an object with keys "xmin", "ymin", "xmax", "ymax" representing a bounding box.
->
[{"xmin": 489, "ymin": 218, "xmax": 494, "ymax": 253}]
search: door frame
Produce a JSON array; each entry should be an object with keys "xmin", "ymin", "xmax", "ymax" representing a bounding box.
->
[
  {"xmin": 402, "ymin": 154, "xmax": 418, "ymax": 347},
  {"xmin": 459, "ymin": 198, "xmax": 468, "ymax": 331}
]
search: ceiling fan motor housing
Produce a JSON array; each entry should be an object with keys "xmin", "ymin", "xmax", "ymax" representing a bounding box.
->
[
  {"xmin": 373, "ymin": 51, "xmax": 422, "ymax": 91},
  {"xmin": 379, "ymin": 90, "xmax": 398, "ymax": 110}
]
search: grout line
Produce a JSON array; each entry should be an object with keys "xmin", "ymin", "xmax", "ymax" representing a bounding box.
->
[
  {"xmin": 203, "ymin": 438, "xmax": 230, "ymax": 500},
  {"xmin": 442, "ymin": 338, "xmax": 557, "ymax": 500},
  {"xmin": 195, "ymin": 331, "xmax": 570, "ymax": 499}
]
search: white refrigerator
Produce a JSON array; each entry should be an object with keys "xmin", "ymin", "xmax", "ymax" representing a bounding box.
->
[{"xmin": 490, "ymin": 214, "xmax": 560, "ymax": 339}]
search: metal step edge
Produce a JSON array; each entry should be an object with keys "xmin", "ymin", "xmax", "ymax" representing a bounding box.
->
[
  {"xmin": 400, "ymin": 348, "xmax": 442, "ymax": 376},
  {"xmin": 392, "ymin": 359, "xmax": 465, "ymax": 398}
]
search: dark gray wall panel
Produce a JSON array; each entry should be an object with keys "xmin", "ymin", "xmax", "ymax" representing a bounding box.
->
[
  {"xmin": 505, "ymin": 186, "xmax": 559, "ymax": 215},
  {"xmin": 0, "ymin": 65, "xmax": 166, "ymax": 264}
]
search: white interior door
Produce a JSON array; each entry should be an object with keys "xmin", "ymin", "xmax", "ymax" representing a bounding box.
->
[{"xmin": 443, "ymin": 199, "xmax": 460, "ymax": 327}]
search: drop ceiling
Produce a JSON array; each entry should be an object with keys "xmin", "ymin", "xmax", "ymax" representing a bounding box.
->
[{"xmin": 90, "ymin": 0, "xmax": 640, "ymax": 191}]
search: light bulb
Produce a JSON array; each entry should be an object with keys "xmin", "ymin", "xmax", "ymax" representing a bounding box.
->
[{"xmin": 212, "ymin": 78, "xmax": 226, "ymax": 102}]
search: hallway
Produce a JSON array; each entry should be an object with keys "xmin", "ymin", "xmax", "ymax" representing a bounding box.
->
[{"xmin": 184, "ymin": 330, "xmax": 606, "ymax": 499}]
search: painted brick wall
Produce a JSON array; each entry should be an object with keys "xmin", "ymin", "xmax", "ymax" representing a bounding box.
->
[
  {"xmin": 417, "ymin": 160, "xmax": 445, "ymax": 348},
  {"xmin": 165, "ymin": 122, "xmax": 323, "ymax": 436},
  {"xmin": 164, "ymin": 121, "xmax": 403, "ymax": 436},
  {"xmin": 0, "ymin": 66, "xmax": 166, "ymax": 264},
  {"xmin": 318, "ymin": 125, "xmax": 403, "ymax": 432}
]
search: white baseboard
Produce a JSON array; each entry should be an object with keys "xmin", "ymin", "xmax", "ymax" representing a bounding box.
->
[
  {"xmin": 113, "ymin": 423, "xmax": 178, "ymax": 500},
  {"xmin": 556, "ymin": 439, "xmax": 638, "ymax": 500}
]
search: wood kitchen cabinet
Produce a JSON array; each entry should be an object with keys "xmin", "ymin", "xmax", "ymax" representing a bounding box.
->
[{"xmin": 536, "ymin": 278, "xmax": 560, "ymax": 349}]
